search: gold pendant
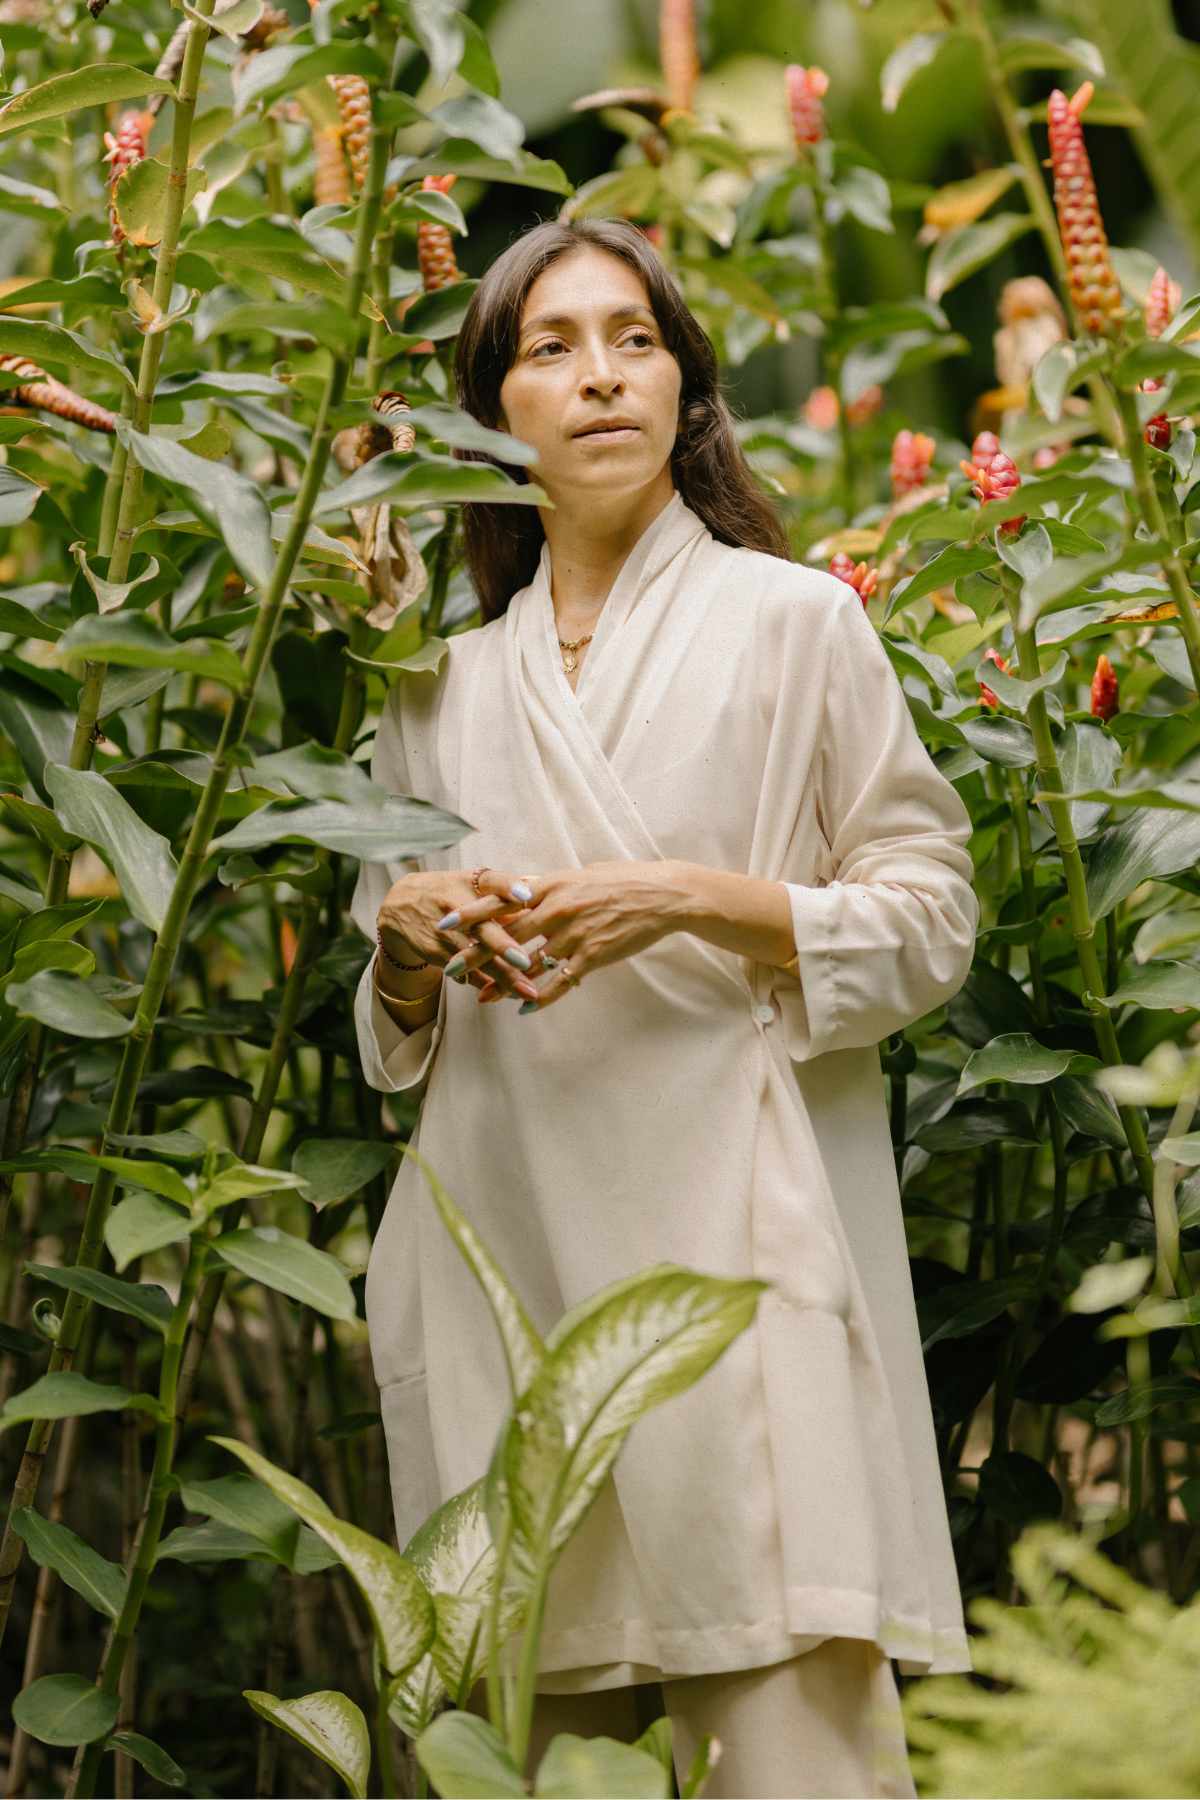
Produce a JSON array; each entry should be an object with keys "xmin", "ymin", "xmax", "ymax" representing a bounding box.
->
[{"xmin": 562, "ymin": 649, "xmax": 578, "ymax": 673}]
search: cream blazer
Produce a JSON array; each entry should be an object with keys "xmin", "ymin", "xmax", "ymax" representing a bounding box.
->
[{"xmin": 350, "ymin": 491, "xmax": 980, "ymax": 1693}]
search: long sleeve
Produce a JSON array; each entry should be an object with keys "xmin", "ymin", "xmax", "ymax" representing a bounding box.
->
[
  {"xmin": 348, "ymin": 684, "xmax": 448, "ymax": 1094},
  {"xmin": 773, "ymin": 583, "xmax": 979, "ymax": 1062}
]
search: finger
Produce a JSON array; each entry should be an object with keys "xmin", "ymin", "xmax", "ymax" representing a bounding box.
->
[
  {"xmin": 435, "ymin": 894, "xmax": 512, "ymax": 935},
  {"xmin": 447, "ymin": 926, "xmax": 538, "ymax": 1001},
  {"xmin": 473, "ymin": 868, "xmax": 539, "ymax": 906},
  {"xmin": 517, "ymin": 955, "xmax": 585, "ymax": 1014}
]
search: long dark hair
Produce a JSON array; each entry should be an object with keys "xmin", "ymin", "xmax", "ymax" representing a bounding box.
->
[{"xmin": 451, "ymin": 217, "xmax": 792, "ymax": 622}]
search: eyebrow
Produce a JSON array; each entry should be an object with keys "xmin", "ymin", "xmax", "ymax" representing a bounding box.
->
[{"xmin": 518, "ymin": 302, "xmax": 655, "ymax": 338}]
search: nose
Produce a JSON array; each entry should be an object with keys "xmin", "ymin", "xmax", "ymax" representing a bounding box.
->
[{"xmin": 579, "ymin": 339, "xmax": 624, "ymax": 397}]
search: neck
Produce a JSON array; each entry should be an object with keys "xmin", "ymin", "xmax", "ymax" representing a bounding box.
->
[{"xmin": 541, "ymin": 475, "xmax": 676, "ymax": 632}]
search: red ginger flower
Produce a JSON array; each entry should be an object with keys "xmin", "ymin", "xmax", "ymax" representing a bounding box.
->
[
  {"xmin": 961, "ymin": 440, "xmax": 1026, "ymax": 535},
  {"xmin": 978, "ymin": 646, "xmax": 1010, "ymax": 710},
  {"xmin": 1145, "ymin": 266, "xmax": 1181, "ymax": 339},
  {"xmin": 830, "ymin": 552, "xmax": 878, "ymax": 607},
  {"xmin": 330, "ymin": 74, "xmax": 371, "ymax": 188},
  {"xmin": 890, "ymin": 429, "xmax": 936, "ymax": 497},
  {"xmin": 0, "ymin": 354, "xmax": 116, "ymax": 433},
  {"xmin": 660, "ymin": 0, "xmax": 700, "ymax": 114},
  {"xmin": 103, "ymin": 108, "xmax": 153, "ymax": 244},
  {"xmin": 971, "ymin": 429, "xmax": 1001, "ymax": 463},
  {"xmin": 1090, "ymin": 652, "xmax": 1119, "ymax": 721},
  {"xmin": 1046, "ymin": 84, "xmax": 1124, "ymax": 336},
  {"xmin": 1144, "ymin": 412, "xmax": 1172, "ymax": 450},
  {"xmin": 786, "ymin": 64, "xmax": 829, "ymax": 147},
  {"xmin": 417, "ymin": 174, "xmax": 461, "ymax": 293}
]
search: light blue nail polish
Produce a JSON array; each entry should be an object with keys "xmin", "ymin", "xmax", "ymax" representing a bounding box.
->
[
  {"xmin": 510, "ymin": 881, "xmax": 533, "ymax": 902},
  {"xmin": 444, "ymin": 954, "xmax": 466, "ymax": 978},
  {"xmin": 436, "ymin": 910, "xmax": 461, "ymax": 930},
  {"xmin": 503, "ymin": 947, "xmax": 532, "ymax": 971},
  {"xmin": 518, "ymin": 999, "xmax": 538, "ymax": 1015}
]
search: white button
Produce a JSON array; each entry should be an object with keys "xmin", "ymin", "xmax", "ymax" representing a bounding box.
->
[{"xmin": 754, "ymin": 1003, "xmax": 775, "ymax": 1024}]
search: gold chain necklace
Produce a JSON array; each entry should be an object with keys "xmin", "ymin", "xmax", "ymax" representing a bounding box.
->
[{"xmin": 557, "ymin": 631, "xmax": 594, "ymax": 674}]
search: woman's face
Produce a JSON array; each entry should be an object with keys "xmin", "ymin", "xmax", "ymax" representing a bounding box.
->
[{"xmin": 496, "ymin": 246, "xmax": 683, "ymax": 506}]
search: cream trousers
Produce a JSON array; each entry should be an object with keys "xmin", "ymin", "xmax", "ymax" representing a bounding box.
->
[{"xmin": 466, "ymin": 1636, "xmax": 918, "ymax": 1799}]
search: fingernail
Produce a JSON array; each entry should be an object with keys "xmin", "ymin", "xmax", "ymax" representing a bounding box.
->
[
  {"xmin": 510, "ymin": 882, "xmax": 533, "ymax": 902},
  {"xmin": 502, "ymin": 947, "xmax": 532, "ymax": 971},
  {"xmin": 448, "ymin": 969, "xmax": 468, "ymax": 984},
  {"xmin": 515, "ymin": 979, "xmax": 539, "ymax": 1001},
  {"xmin": 518, "ymin": 999, "xmax": 539, "ymax": 1015},
  {"xmin": 444, "ymin": 954, "xmax": 466, "ymax": 978},
  {"xmin": 436, "ymin": 910, "xmax": 461, "ymax": 930},
  {"xmin": 541, "ymin": 953, "xmax": 559, "ymax": 969}
]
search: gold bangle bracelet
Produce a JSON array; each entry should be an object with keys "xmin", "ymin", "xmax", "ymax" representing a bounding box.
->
[
  {"xmin": 776, "ymin": 950, "xmax": 800, "ymax": 976},
  {"xmin": 373, "ymin": 962, "xmax": 441, "ymax": 1009}
]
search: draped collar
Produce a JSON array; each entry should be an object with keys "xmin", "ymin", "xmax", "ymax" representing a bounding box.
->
[{"xmin": 516, "ymin": 489, "xmax": 710, "ymax": 706}]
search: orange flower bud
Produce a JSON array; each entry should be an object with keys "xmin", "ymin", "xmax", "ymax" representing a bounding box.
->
[
  {"xmin": 1144, "ymin": 266, "xmax": 1181, "ymax": 339},
  {"xmin": 830, "ymin": 552, "xmax": 878, "ymax": 606},
  {"xmin": 1046, "ymin": 86, "xmax": 1124, "ymax": 335},
  {"xmin": 786, "ymin": 64, "xmax": 829, "ymax": 148},
  {"xmin": 330, "ymin": 74, "xmax": 371, "ymax": 189},
  {"xmin": 1090, "ymin": 652, "xmax": 1119, "ymax": 721},
  {"xmin": 417, "ymin": 174, "xmax": 462, "ymax": 293},
  {"xmin": 960, "ymin": 442, "xmax": 1026, "ymax": 535},
  {"xmin": 846, "ymin": 383, "xmax": 883, "ymax": 426},
  {"xmin": 890, "ymin": 429, "xmax": 936, "ymax": 497}
]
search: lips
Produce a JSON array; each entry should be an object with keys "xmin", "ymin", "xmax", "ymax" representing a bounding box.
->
[{"xmin": 573, "ymin": 421, "xmax": 640, "ymax": 438}]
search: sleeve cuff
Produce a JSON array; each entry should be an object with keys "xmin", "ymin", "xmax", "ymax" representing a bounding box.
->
[{"xmin": 354, "ymin": 951, "xmax": 447, "ymax": 1093}]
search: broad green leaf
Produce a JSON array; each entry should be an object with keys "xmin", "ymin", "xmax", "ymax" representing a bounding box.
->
[
  {"xmin": 1032, "ymin": 338, "xmax": 1109, "ymax": 422},
  {"xmin": 997, "ymin": 33, "xmax": 1105, "ymax": 76},
  {"xmin": 416, "ymin": 1712, "xmax": 525, "ymax": 1799},
  {"xmin": 186, "ymin": 218, "xmax": 373, "ymax": 313},
  {"xmin": 402, "ymin": 403, "xmax": 539, "ymax": 466},
  {"xmin": 104, "ymin": 1732, "xmax": 186, "ymax": 1789},
  {"xmin": 497, "ymin": 1268, "xmax": 764, "ymax": 1600},
  {"xmin": 113, "ymin": 158, "xmax": 206, "ymax": 247},
  {"xmin": 958, "ymin": 1033, "xmax": 1100, "ymax": 1096},
  {"xmin": 408, "ymin": 0, "xmax": 467, "ymax": 89},
  {"xmin": 232, "ymin": 42, "xmax": 385, "ymax": 115},
  {"xmin": 291, "ymin": 1139, "xmax": 394, "ymax": 1209},
  {"xmin": 1086, "ymin": 805, "xmax": 1200, "ymax": 920},
  {"xmin": 428, "ymin": 90, "xmax": 524, "ymax": 165},
  {"xmin": 24, "ymin": 1263, "xmax": 173, "ymax": 1335},
  {"xmin": 880, "ymin": 31, "xmax": 955, "ymax": 111},
  {"xmin": 211, "ymin": 1226, "xmax": 357, "ymax": 1320},
  {"xmin": 244, "ymin": 1690, "xmax": 369, "ymax": 1800},
  {"xmin": 919, "ymin": 1274, "xmax": 1040, "ymax": 1351},
  {"xmin": 1159, "ymin": 1131, "xmax": 1200, "ymax": 1165},
  {"xmin": 0, "ymin": 65, "xmax": 176, "ymax": 139},
  {"xmin": 209, "ymin": 793, "xmax": 472, "ymax": 860},
  {"xmin": 0, "ymin": 172, "xmax": 65, "ymax": 217},
  {"xmin": 1113, "ymin": 339, "xmax": 1200, "ymax": 385},
  {"xmin": 4, "ymin": 969, "xmax": 134, "ymax": 1039},
  {"xmin": 313, "ymin": 453, "xmax": 548, "ymax": 519},
  {"xmin": 926, "ymin": 213, "xmax": 1037, "ymax": 302},
  {"xmin": 178, "ymin": 1473, "xmax": 301, "ymax": 1567},
  {"xmin": 1, "ymin": 1149, "xmax": 194, "ymax": 1208},
  {"xmin": 398, "ymin": 141, "xmax": 570, "ymax": 195},
  {"xmin": 0, "ymin": 321, "xmax": 129, "ymax": 408},
  {"xmin": 194, "ymin": 1162, "xmax": 310, "ymax": 1215},
  {"xmin": 534, "ymin": 1734, "xmax": 673, "ymax": 1798},
  {"xmin": 105, "ymin": 1128, "xmax": 207, "ymax": 1163},
  {"xmin": 887, "ymin": 543, "xmax": 995, "ymax": 611},
  {"xmin": 1093, "ymin": 1376, "xmax": 1200, "ymax": 1424},
  {"xmin": 11, "ymin": 1674, "xmax": 118, "ymax": 1748},
  {"xmin": 10, "ymin": 1507, "xmax": 127, "ymax": 1619},
  {"xmin": 118, "ymin": 422, "xmax": 274, "ymax": 591},
  {"xmin": 1068, "ymin": 1256, "xmax": 1154, "ymax": 1314},
  {"xmin": 0, "ymin": 467, "xmax": 40, "ymax": 527},
  {"xmin": 0, "ymin": 939, "xmax": 94, "ymax": 990},
  {"xmin": 54, "ymin": 610, "xmax": 245, "ymax": 689},
  {"xmin": 0, "ymin": 674, "xmax": 74, "ymax": 802},
  {"xmin": 1046, "ymin": 720, "xmax": 1124, "ymax": 841},
  {"xmin": 0, "ymin": 1372, "xmax": 158, "ymax": 1428},
  {"xmin": 44, "ymin": 763, "xmax": 178, "ymax": 935},
  {"xmin": 156, "ymin": 1518, "xmax": 339, "ymax": 1571},
  {"xmin": 212, "ymin": 1437, "xmax": 437, "ymax": 1676},
  {"xmin": 250, "ymin": 742, "xmax": 386, "ymax": 806},
  {"xmin": 972, "ymin": 647, "xmax": 1068, "ymax": 711},
  {"xmin": 68, "ymin": 542, "xmax": 160, "ymax": 617},
  {"xmin": 1045, "ymin": 780, "xmax": 1200, "ymax": 814},
  {"xmin": 1094, "ymin": 961, "xmax": 1200, "ymax": 1011},
  {"xmin": 404, "ymin": 1148, "xmax": 544, "ymax": 1399},
  {"xmin": 105, "ymin": 1191, "xmax": 194, "ymax": 1272}
]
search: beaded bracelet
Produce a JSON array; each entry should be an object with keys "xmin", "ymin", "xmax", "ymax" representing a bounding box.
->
[{"xmin": 377, "ymin": 924, "xmax": 431, "ymax": 971}]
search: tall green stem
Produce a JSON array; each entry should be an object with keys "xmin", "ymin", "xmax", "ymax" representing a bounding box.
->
[
  {"xmin": 0, "ymin": 40, "xmax": 398, "ymax": 1652},
  {"xmin": 806, "ymin": 153, "xmax": 854, "ymax": 520},
  {"xmin": 1114, "ymin": 385, "xmax": 1200, "ymax": 691},
  {"xmin": 999, "ymin": 571, "xmax": 1156, "ymax": 1201},
  {"xmin": 507, "ymin": 1563, "xmax": 550, "ymax": 1774}
]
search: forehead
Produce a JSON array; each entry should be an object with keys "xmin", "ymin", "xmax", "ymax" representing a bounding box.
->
[{"xmin": 519, "ymin": 248, "xmax": 652, "ymax": 327}]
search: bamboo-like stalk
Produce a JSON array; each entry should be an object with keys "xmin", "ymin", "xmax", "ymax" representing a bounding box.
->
[
  {"xmin": 1114, "ymin": 385, "xmax": 1200, "ymax": 692},
  {"xmin": 0, "ymin": 43, "xmax": 399, "ymax": 1650},
  {"xmin": 0, "ymin": 1, "xmax": 217, "ymax": 1258},
  {"xmin": 805, "ymin": 156, "xmax": 855, "ymax": 520},
  {"xmin": 68, "ymin": 1237, "xmax": 209, "ymax": 1799},
  {"xmin": 999, "ymin": 569, "xmax": 1158, "ymax": 1200}
]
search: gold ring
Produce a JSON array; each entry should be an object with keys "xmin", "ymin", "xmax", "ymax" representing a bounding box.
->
[
  {"xmin": 470, "ymin": 866, "xmax": 491, "ymax": 898},
  {"xmin": 562, "ymin": 961, "xmax": 582, "ymax": 989}
]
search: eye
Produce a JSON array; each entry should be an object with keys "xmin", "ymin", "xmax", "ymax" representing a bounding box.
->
[
  {"xmin": 626, "ymin": 329, "xmax": 656, "ymax": 347},
  {"xmin": 530, "ymin": 338, "xmax": 566, "ymax": 357}
]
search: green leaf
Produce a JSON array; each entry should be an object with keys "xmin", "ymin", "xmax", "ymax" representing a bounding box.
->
[
  {"xmin": 211, "ymin": 1226, "xmax": 357, "ymax": 1321},
  {"xmin": 1159, "ymin": 1130, "xmax": 1200, "ymax": 1165},
  {"xmin": 402, "ymin": 403, "xmax": 539, "ymax": 466},
  {"xmin": 10, "ymin": 1508, "xmax": 127, "ymax": 1619},
  {"xmin": 958, "ymin": 1033, "xmax": 1100, "ymax": 1097},
  {"xmin": 54, "ymin": 610, "xmax": 246, "ymax": 690},
  {"xmin": 244, "ymin": 1691, "xmax": 370, "ymax": 1800},
  {"xmin": 24, "ymin": 1263, "xmax": 173, "ymax": 1335},
  {"xmin": 0, "ymin": 65, "xmax": 176, "ymax": 139},
  {"xmin": 212, "ymin": 1437, "xmax": 437, "ymax": 1677},
  {"xmin": 970, "ymin": 647, "xmax": 1069, "ymax": 711},
  {"xmin": 4, "ymin": 969, "xmax": 134, "ymax": 1039},
  {"xmin": 1092, "ymin": 1376, "xmax": 1200, "ymax": 1425},
  {"xmin": 1086, "ymin": 805, "xmax": 1200, "ymax": 920},
  {"xmin": 1032, "ymin": 338, "xmax": 1109, "ymax": 421},
  {"xmin": 534, "ymin": 1734, "xmax": 674, "ymax": 1798},
  {"xmin": 209, "ymin": 793, "xmax": 473, "ymax": 861},
  {"xmin": 291, "ymin": 1139, "xmax": 395, "ymax": 1209},
  {"xmin": 232, "ymin": 42, "xmax": 386, "ymax": 115},
  {"xmin": 178, "ymin": 1473, "xmax": 302, "ymax": 1567},
  {"xmin": 428, "ymin": 90, "xmax": 525, "ymax": 165},
  {"xmin": 0, "ymin": 172, "xmax": 66, "ymax": 217},
  {"xmin": 1094, "ymin": 960, "xmax": 1200, "ymax": 1010},
  {"xmin": 880, "ymin": 31, "xmax": 955, "ymax": 111},
  {"xmin": 194, "ymin": 1162, "xmax": 309, "ymax": 1215},
  {"xmin": 113, "ymin": 157, "xmax": 206, "ymax": 247},
  {"xmin": 105, "ymin": 1192, "xmax": 194, "ymax": 1273},
  {"xmin": 998, "ymin": 33, "xmax": 1105, "ymax": 76},
  {"xmin": 1, "ymin": 1372, "xmax": 157, "ymax": 1428},
  {"xmin": 828, "ymin": 163, "xmax": 893, "ymax": 235},
  {"xmin": 1114, "ymin": 339, "xmax": 1200, "ymax": 384},
  {"xmin": 919, "ymin": 1274, "xmax": 1040, "ymax": 1351},
  {"xmin": 313, "ymin": 454, "xmax": 548, "ymax": 519},
  {"xmin": 68, "ymin": 542, "xmax": 160, "ymax": 617},
  {"xmin": 416, "ymin": 1712, "xmax": 525, "ymax": 1799},
  {"xmin": 926, "ymin": 213, "xmax": 1038, "ymax": 302},
  {"xmin": 105, "ymin": 1732, "xmax": 186, "ymax": 1789},
  {"xmin": 44, "ymin": 763, "xmax": 178, "ymax": 936},
  {"xmin": 11, "ymin": 1674, "xmax": 119, "ymax": 1748},
  {"xmin": 0, "ymin": 467, "xmax": 41, "ymax": 527},
  {"xmin": 388, "ymin": 279, "xmax": 478, "ymax": 344},
  {"xmin": 0, "ymin": 316, "xmax": 133, "ymax": 392},
  {"xmin": 118, "ymin": 423, "xmax": 274, "ymax": 592},
  {"xmin": 186, "ymin": 218, "xmax": 372, "ymax": 312},
  {"xmin": 976, "ymin": 1451, "xmax": 1063, "ymax": 1527},
  {"xmin": 399, "ymin": 141, "xmax": 570, "ymax": 195},
  {"xmin": 408, "ymin": 0, "xmax": 468, "ymax": 89},
  {"xmin": 888, "ymin": 543, "xmax": 995, "ymax": 611}
]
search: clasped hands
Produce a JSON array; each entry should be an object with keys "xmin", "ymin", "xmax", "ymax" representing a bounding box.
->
[{"xmin": 377, "ymin": 861, "xmax": 688, "ymax": 1013}]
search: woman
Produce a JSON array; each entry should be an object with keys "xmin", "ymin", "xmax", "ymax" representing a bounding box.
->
[{"xmin": 349, "ymin": 217, "xmax": 979, "ymax": 1798}]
